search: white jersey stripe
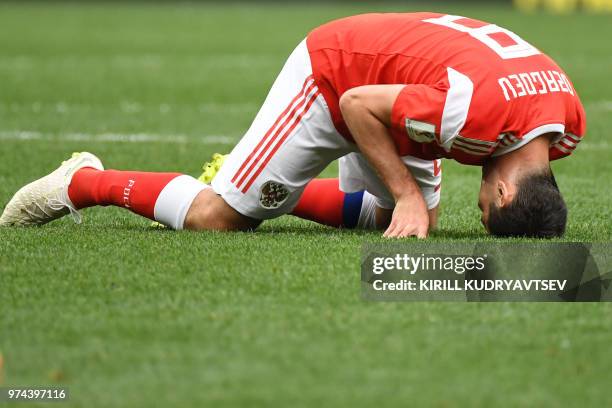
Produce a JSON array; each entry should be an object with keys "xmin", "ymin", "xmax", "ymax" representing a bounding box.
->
[
  {"xmin": 553, "ymin": 143, "xmax": 572, "ymax": 154},
  {"xmin": 492, "ymin": 123, "xmax": 565, "ymax": 157},
  {"xmin": 439, "ymin": 67, "xmax": 474, "ymax": 152},
  {"xmin": 559, "ymin": 138, "xmax": 577, "ymax": 148},
  {"xmin": 456, "ymin": 135, "xmax": 496, "ymax": 146},
  {"xmin": 453, "ymin": 139, "xmax": 491, "ymax": 153}
]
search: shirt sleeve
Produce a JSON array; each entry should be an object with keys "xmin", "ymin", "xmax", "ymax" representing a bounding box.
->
[
  {"xmin": 390, "ymin": 67, "xmax": 483, "ymax": 161},
  {"xmin": 549, "ymin": 95, "xmax": 587, "ymax": 160},
  {"xmin": 390, "ymin": 84, "xmax": 447, "ymax": 146}
]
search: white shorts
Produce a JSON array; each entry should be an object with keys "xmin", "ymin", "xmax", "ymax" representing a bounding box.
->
[
  {"xmin": 212, "ymin": 40, "xmax": 355, "ymax": 219},
  {"xmin": 339, "ymin": 153, "xmax": 442, "ymax": 210}
]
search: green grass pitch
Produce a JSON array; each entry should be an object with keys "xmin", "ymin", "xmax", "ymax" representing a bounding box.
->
[{"xmin": 0, "ymin": 2, "xmax": 611, "ymax": 407}]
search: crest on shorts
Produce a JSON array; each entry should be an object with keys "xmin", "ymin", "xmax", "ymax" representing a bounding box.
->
[
  {"xmin": 405, "ymin": 118, "xmax": 436, "ymax": 143},
  {"xmin": 259, "ymin": 181, "xmax": 290, "ymax": 209}
]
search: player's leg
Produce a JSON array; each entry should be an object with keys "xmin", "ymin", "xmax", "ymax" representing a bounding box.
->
[
  {"xmin": 291, "ymin": 178, "xmax": 384, "ymax": 229},
  {"xmin": 291, "ymin": 153, "xmax": 442, "ymax": 230},
  {"xmin": 1, "ymin": 40, "xmax": 349, "ymax": 230},
  {"xmin": 194, "ymin": 156, "xmax": 373, "ymax": 229},
  {"xmin": 190, "ymin": 39, "xmax": 354, "ymax": 229},
  {"xmin": 183, "ymin": 188, "xmax": 260, "ymax": 231},
  {"xmin": 68, "ymin": 166, "xmax": 258, "ymax": 231},
  {"xmin": 191, "ymin": 152, "xmax": 438, "ymax": 231},
  {"xmin": 0, "ymin": 151, "xmax": 256, "ymax": 230},
  {"xmin": 64, "ymin": 39, "xmax": 332, "ymax": 231}
]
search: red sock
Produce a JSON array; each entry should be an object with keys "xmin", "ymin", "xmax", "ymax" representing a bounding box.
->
[
  {"xmin": 291, "ymin": 178, "xmax": 345, "ymax": 227},
  {"xmin": 68, "ymin": 168, "xmax": 182, "ymax": 220}
]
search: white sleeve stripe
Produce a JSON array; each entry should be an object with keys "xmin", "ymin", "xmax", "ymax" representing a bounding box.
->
[
  {"xmin": 453, "ymin": 139, "xmax": 491, "ymax": 152},
  {"xmin": 553, "ymin": 143, "xmax": 572, "ymax": 154},
  {"xmin": 492, "ymin": 123, "xmax": 565, "ymax": 157},
  {"xmin": 560, "ymin": 138, "xmax": 577, "ymax": 147},
  {"xmin": 439, "ymin": 67, "xmax": 474, "ymax": 152},
  {"xmin": 456, "ymin": 135, "xmax": 496, "ymax": 146}
]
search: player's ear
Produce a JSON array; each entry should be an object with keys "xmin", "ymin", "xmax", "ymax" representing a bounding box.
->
[{"xmin": 496, "ymin": 180, "xmax": 511, "ymax": 208}]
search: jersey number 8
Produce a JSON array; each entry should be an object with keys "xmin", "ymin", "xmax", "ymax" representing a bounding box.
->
[{"xmin": 423, "ymin": 14, "xmax": 541, "ymax": 60}]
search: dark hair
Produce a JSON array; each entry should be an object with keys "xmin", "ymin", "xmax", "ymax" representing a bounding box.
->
[{"xmin": 488, "ymin": 171, "xmax": 567, "ymax": 238}]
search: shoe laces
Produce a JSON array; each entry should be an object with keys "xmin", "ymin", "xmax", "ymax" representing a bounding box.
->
[
  {"xmin": 20, "ymin": 197, "xmax": 80, "ymax": 225},
  {"xmin": 47, "ymin": 196, "xmax": 82, "ymax": 224},
  {"xmin": 23, "ymin": 200, "xmax": 52, "ymax": 222}
]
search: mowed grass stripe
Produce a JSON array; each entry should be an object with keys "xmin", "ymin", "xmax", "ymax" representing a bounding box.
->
[{"xmin": 0, "ymin": 131, "xmax": 238, "ymax": 145}]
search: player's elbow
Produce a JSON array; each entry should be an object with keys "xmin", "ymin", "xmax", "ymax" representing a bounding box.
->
[{"xmin": 339, "ymin": 88, "xmax": 365, "ymax": 117}]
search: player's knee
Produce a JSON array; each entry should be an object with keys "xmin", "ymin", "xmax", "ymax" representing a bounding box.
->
[
  {"xmin": 183, "ymin": 204, "xmax": 221, "ymax": 231},
  {"xmin": 185, "ymin": 205, "xmax": 255, "ymax": 232},
  {"xmin": 184, "ymin": 189, "xmax": 260, "ymax": 232}
]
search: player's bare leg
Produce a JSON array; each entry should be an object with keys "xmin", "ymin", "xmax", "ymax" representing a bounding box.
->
[{"xmin": 183, "ymin": 188, "xmax": 260, "ymax": 231}]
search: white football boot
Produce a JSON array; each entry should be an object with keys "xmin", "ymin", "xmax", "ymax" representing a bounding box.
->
[{"xmin": 0, "ymin": 152, "xmax": 104, "ymax": 226}]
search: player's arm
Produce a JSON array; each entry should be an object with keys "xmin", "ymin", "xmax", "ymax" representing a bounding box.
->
[{"xmin": 339, "ymin": 85, "xmax": 429, "ymax": 238}]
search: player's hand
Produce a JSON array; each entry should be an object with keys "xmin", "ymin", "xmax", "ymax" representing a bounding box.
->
[{"xmin": 383, "ymin": 193, "xmax": 429, "ymax": 239}]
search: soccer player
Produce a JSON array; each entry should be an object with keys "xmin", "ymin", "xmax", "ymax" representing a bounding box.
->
[{"xmin": 0, "ymin": 13, "xmax": 586, "ymax": 238}]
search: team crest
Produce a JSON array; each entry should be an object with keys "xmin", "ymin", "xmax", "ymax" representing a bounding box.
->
[
  {"xmin": 259, "ymin": 181, "xmax": 290, "ymax": 209},
  {"xmin": 405, "ymin": 118, "xmax": 436, "ymax": 143}
]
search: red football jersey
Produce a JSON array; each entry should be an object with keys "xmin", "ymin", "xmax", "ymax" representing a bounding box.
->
[{"xmin": 307, "ymin": 13, "xmax": 586, "ymax": 165}]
